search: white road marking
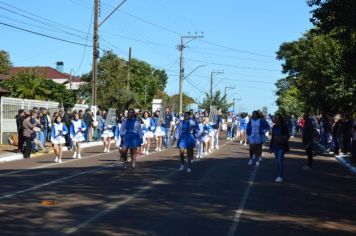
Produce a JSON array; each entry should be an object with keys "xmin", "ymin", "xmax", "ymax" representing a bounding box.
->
[{"xmin": 227, "ymin": 165, "xmax": 258, "ymax": 236}]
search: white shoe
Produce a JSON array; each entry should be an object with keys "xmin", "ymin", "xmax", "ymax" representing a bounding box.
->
[
  {"xmin": 142, "ymin": 148, "xmax": 146, "ymax": 154},
  {"xmin": 216, "ymin": 146, "xmax": 219, "ymax": 150},
  {"xmin": 104, "ymin": 148, "xmax": 107, "ymax": 153},
  {"xmin": 259, "ymin": 157, "xmax": 262, "ymax": 162},
  {"xmin": 159, "ymin": 148, "xmax": 162, "ymax": 151},
  {"xmin": 187, "ymin": 168, "xmax": 192, "ymax": 173},
  {"xmin": 107, "ymin": 149, "xmax": 110, "ymax": 153},
  {"xmin": 179, "ymin": 165, "xmax": 184, "ymax": 171},
  {"xmin": 77, "ymin": 154, "xmax": 82, "ymax": 159},
  {"xmin": 274, "ymin": 177, "xmax": 283, "ymax": 183},
  {"xmin": 58, "ymin": 158, "xmax": 62, "ymax": 163},
  {"xmin": 244, "ymin": 143, "xmax": 247, "ymax": 146},
  {"xmin": 54, "ymin": 156, "xmax": 58, "ymax": 163},
  {"xmin": 73, "ymin": 152, "xmax": 77, "ymax": 159},
  {"xmin": 240, "ymin": 140, "xmax": 243, "ymax": 144},
  {"xmin": 248, "ymin": 159, "xmax": 253, "ymax": 166},
  {"xmin": 155, "ymin": 147, "xmax": 159, "ymax": 151},
  {"xmin": 255, "ymin": 161, "xmax": 260, "ymax": 167},
  {"xmin": 290, "ymin": 136, "xmax": 294, "ymax": 138},
  {"xmin": 146, "ymin": 151, "xmax": 150, "ymax": 155},
  {"xmin": 204, "ymin": 152, "xmax": 208, "ymax": 155}
]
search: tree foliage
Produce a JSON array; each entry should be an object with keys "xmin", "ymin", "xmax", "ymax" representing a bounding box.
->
[
  {"xmin": 162, "ymin": 93, "xmax": 195, "ymax": 113},
  {"xmin": 0, "ymin": 50, "xmax": 12, "ymax": 74},
  {"xmin": 275, "ymin": 1, "xmax": 356, "ymax": 116},
  {"xmin": 199, "ymin": 90, "xmax": 232, "ymax": 113},
  {"xmin": 0, "ymin": 70, "xmax": 75, "ymax": 107},
  {"xmin": 79, "ymin": 51, "xmax": 168, "ymax": 112}
]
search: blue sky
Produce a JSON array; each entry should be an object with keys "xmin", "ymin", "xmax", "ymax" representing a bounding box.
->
[{"xmin": 0, "ymin": 0, "xmax": 313, "ymax": 113}]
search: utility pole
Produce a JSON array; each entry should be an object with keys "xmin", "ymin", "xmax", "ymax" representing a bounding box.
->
[
  {"xmin": 210, "ymin": 70, "xmax": 224, "ymax": 106},
  {"xmin": 127, "ymin": 47, "xmax": 131, "ymax": 91},
  {"xmin": 92, "ymin": 0, "xmax": 99, "ymax": 112},
  {"xmin": 92, "ymin": 0, "xmax": 127, "ymax": 117},
  {"xmin": 178, "ymin": 33, "xmax": 204, "ymax": 114}
]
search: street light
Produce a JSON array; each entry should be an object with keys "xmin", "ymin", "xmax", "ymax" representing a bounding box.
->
[{"xmin": 179, "ymin": 64, "xmax": 206, "ymax": 114}]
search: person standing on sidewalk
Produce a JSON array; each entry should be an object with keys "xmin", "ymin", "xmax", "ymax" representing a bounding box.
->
[
  {"xmin": 162, "ymin": 106, "xmax": 173, "ymax": 149},
  {"xmin": 22, "ymin": 111, "xmax": 41, "ymax": 159},
  {"xmin": 302, "ymin": 113, "xmax": 316, "ymax": 170},
  {"xmin": 351, "ymin": 118, "xmax": 356, "ymax": 163},
  {"xmin": 270, "ymin": 113, "xmax": 290, "ymax": 183},
  {"xmin": 15, "ymin": 109, "xmax": 25, "ymax": 153}
]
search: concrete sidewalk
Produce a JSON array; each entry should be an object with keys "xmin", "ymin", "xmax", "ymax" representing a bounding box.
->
[{"xmin": 0, "ymin": 140, "xmax": 113, "ymax": 163}]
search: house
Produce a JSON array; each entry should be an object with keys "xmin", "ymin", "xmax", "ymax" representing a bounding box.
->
[{"xmin": 0, "ymin": 63, "xmax": 86, "ymax": 90}]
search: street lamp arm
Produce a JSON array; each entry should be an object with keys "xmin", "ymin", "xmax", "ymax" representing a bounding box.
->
[
  {"xmin": 99, "ymin": 0, "xmax": 127, "ymax": 27},
  {"xmin": 184, "ymin": 65, "xmax": 206, "ymax": 80}
]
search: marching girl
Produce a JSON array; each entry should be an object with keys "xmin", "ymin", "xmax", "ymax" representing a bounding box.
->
[
  {"xmin": 174, "ymin": 111, "xmax": 196, "ymax": 173},
  {"xmin": 51, "ymin": 115, "xmax": 68, "ymax": 163},
  {"xmin": 202, "ymin": 117, "xmax": 213, "ymax": 155},
  {"xmin": 101, "ymin": 122, "xmax": 114, "ymax": 153},
  {"xmin": 141, "ymin": 111, "xmax": 155, "ymax": 155},
  {"xmin": 70, "ymin": 111, "xmax": 87, "ymax": 159},
  {"xmin": 114, "ymin": 117, "xmax": 123, "ymax": 160},
  {"xmin": 153, "ymin": 110, "xmax": 163, "ymax": 151},
  {"xmin": 120, "ymin": 108, "xmax": 144, "ymax": 169},
  {"xmin": 239, "ymin": 112, "xmax": 249, "ymax": 146},
  {"xmin": 195, "ymin": 116, "xmax": 204, "ymax": 159}
]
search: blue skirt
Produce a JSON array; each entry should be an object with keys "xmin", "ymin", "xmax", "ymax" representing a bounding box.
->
[
  {"xmin": 177, "ymin": 133, "xmax": 196, "ymax": 149},
  {"xmin": 123, "ymin": 132, "xmax": 142, "ymax": 149}
]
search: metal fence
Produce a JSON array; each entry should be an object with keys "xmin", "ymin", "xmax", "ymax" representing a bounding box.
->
[{"xmin": 0, "ymin": 97, "xmax": 88, "ymax": 144}]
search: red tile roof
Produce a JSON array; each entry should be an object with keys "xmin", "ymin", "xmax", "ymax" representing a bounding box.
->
[{"xmin": 0, "ymin": 67, "xmax": 82, "ymax": 82}]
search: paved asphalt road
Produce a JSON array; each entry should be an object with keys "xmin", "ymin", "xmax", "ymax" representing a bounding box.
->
[{"xmin": 0, "ymin": 135, "xmax": 355, "ymax": 236}]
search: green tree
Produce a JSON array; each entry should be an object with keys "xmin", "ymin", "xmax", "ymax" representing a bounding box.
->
[
  {"xmin": 0, "ymin": 70, "xmax": 75, "ymax": 106},
  {"xmin": 79, "ymin": 51, "xmax": 168, "ymax": 112},
  {"xmin": 163, "ymin": 93, "xmax": 195, "ymax": 113},
  {"xmin": 199, "ymin": 90, "xmax": 231, "ymax": 113},
  {"xmin": 0, "ymin": 50, "xmax": 12, "ymax": 74},
  {"xmin": 276, "ymin": 30, "xmax": 354, "ymax": 114}
]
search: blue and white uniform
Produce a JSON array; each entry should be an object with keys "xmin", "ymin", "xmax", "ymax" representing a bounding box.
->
[
  {"xmin": 114, "ymin": 123, "xmax": 122, "ymax": 147},
  {"xmin": 153, "ymin": 117, "xmax": 165, "ymax": 137},
  {"xmin": 142, "ymin": 117, "xmax": 155, "ymax": 139},
  {"xmin": 51, "ymin": 122, "xmax": 68, "ymax": 145},
  {"xmin": 120, "ymin": 118, "xmax": 144, "ymax": 149},
  {"xmin": 240, "ymin": 116, "xmax": 248, "ymax": 132},
  {"xmin": 70, "ymin": 119, "xmax": 87, "ymax": 142},
  {"xmin": 174, "ymin": 119, "xmax": 196, "ymax": 149},
  {"xmin": 101, "ymin": 124, "xmax": 114, "ymax": 138}
]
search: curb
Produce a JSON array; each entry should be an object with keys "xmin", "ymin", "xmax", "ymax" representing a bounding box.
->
[
  {"xmin": 0, "ymin": 140, "xmax": 114, "ymax": 164},
  {"xmin": 334, "ymin": 155, "xmax": 356, "ymax": 175}
]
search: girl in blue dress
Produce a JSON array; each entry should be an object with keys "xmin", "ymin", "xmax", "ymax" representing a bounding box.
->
[
  {"xmin": 120, "ymin": 109, "xmax": 144, "ymax": 169},
  {"xmin": 70, "ymin": 111, "xmax": 87, "ymax": 159},
  {"xmin": 141, "ymin": 111, "xmax": 155, "ymax": 155},
  {"xmin": 174, "ymin": 111, "xmax": 196, "ymax": 173},
  {"xmin": 51, "ymin": 114, "xmax": 68, "ymax": 163}
]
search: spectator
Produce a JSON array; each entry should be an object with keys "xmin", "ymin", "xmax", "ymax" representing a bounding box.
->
[
  {"xmin": 352, "ymin": 118, "xmax": 356, "ymax": 163},
  {"xmin": 302, "ymin": 113, "xmax": 316, "ymax": 170},
  {"xmin": 289, "ymin": 115, "xmax": 297, "ymax": 138},
  {"xmin": 22, "ymin": 111, "xmax": 41, "ymax": 159},
  {"xmin": 332, "ymin": 114, "xmax": 343, "ymax": 156},
  {"xmin": 15, "ymin": 109, "xmax": 25, "ymax": 153},
  {"xmin": 83, "ymin": 109, "xmax": 94, "ymax": 143}
]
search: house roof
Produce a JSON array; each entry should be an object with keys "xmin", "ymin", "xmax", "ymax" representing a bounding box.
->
[
  {"xmin": 0, "ymin": 87, "xmax": 10, "ymax": 93},
  {"xmin": 1, "ymin": 67, "xmax": 82, "ymax": 82}
]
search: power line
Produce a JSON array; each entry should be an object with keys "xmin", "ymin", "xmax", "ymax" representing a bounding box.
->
[
  {"xmin": 186, "ymin": 58, "xmax": 280, "ymax": 72},
  {"xmin": 0, "ymin": 21, "xmax": 92, "ymax": 47},
  {"xmin": 0, "ymin": 2, "xmax": 91, "ymax": 37}
]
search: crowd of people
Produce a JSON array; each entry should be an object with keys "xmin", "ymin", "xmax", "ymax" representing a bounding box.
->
[{"xmin": 14, "ymin": 106, "xmax": 356, "ymax": 182}]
